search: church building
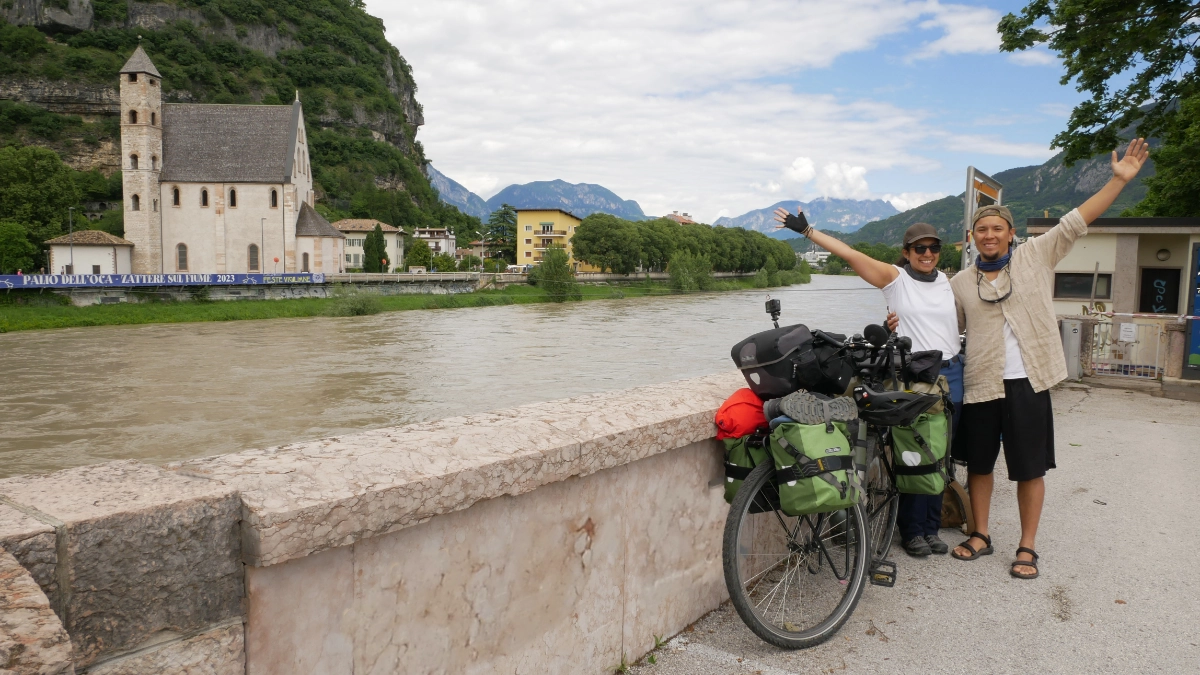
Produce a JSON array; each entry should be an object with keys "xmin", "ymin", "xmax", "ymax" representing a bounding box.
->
[{"xmin": 119, "ymin": 46, "xmax": 344, "ymax": 275}]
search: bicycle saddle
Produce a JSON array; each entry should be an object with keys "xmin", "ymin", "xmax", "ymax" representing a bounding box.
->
[{"xmin": 852, "ymin": 385, "xmax": 940, "ymax": 427}]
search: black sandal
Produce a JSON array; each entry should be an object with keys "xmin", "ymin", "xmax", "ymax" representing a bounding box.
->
[
  {"xmin": 951, "ymin": 531, "xmax": 993, "ymax": 561},
  {"xmin": 1010, "ymin": 547, "xmax": 1039, "ymax": 579}
]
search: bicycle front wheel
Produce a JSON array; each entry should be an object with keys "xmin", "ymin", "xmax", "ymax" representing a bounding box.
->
[{"xmin": 722, "ymin": 462, "xmax": 870, "ymax": 650}]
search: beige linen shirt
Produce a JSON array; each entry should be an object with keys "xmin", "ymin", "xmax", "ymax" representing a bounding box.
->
[{"xmin": 950, "ymin": 208, "xmax": 1087, "ymax": 403}]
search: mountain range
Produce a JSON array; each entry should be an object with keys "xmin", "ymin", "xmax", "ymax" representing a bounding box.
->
[
  {"xmin": 713, "ymin": 198, "xmax": 900, "ymax": 238},
  {"xmin": 428, "ymin": 170, "xmax": 648, "ymax": 221}
]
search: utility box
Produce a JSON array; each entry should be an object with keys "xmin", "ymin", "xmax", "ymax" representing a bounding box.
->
[{"xmin": 1060, "ymin": 318, "xmax": 1084, "ymax": 381}]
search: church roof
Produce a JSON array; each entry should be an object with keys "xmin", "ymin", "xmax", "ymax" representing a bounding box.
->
[
  {"xmin": 160, "ymin": 101, "xmax": 301, "ymax": 183},
  {"xmin": 333, "ymin": 219, "xmax": 400, "ymax": 233},
  {"xmin": 295, "ymin": 203, "xmax": 345, "ymax": 238},
  {"xmin": 119, "ymin": 46, "xmax": 161, "ymax": 77},
  {"xmin": 45, "ymin": 230, "xmax": 134, "ymax": 246}
]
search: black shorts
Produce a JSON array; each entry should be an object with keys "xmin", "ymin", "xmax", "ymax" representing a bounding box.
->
[{"xmin": 952, "ymin": 378, "xmax": 1055, "ymax": 482}]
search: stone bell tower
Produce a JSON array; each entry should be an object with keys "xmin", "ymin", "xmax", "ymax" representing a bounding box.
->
[{"xmin": 119, "ymin": 46, "xmax": 163, "ymax": 274}]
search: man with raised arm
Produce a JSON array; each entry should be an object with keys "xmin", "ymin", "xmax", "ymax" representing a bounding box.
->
[{"xmin": 949, "ymin": 138, "xmax": 1149, "ymax": 579}]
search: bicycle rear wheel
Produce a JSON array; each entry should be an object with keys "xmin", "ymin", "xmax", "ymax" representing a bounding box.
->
[
  {"xmin": 863, "ymin": 432, "xmax": 898, "ymax": 560},
  {"xmin": 722, "ymin": 462, "xmax": 870, "ymax": 650}
]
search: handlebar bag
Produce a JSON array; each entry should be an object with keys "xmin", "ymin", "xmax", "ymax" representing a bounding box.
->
[
  {"xmin": 731, "ymin": 324, "xmax": 854, "ymax": 399},
  {"xmin": 768, "ymin": 420, "xmax": 861, "ymax": 516},
  {"xmin": 891, "ymin": 411, "xmax": 951, "ymax": 495}
]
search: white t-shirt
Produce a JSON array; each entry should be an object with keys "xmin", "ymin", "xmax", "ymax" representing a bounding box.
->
[
  {"xmin": 991, "ymin": 277, "xmax": 1029, "ymax": 379},
  {"xmin": 881, "ymin": 266, "xmax": 960, "ymax": 358}
]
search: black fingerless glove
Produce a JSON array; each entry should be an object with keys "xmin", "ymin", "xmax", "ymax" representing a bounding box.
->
[{"xmin": 782, "ymin": 211, "xmax": 812, "ymax": 236}]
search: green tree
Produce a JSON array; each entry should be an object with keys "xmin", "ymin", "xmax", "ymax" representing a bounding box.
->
[
  {"xmin": 362, "ymin": 223, "xmax": 388, "ymax": 272},
  {"xmin": 484, "ymin": 203, "xmax": 517, "ymax": 263},
  {"xmin": 1128, "ymin": 94, "xmax": 1200, "ymax": 216},
  {"xmin": 457, "ymin": 254, "xmax": 482, "ymax": 271},
  {"xmin": 667, "ymin": 250, "xmax": 714, "ymax": 291},
  {"xmin": 538, "ymin": 245, "xmax": 582, "ymax": 302},
  {"xmin": 572, "ymin": 213, "xmax": 642, "ymax": 274},
  {"xmin": 0, "ymin": 220, "xmax": 37, "ymax": 273},
  {"xmin": 0, "ymin": 146, "xmax": 81, "ymax": 246},
  {"xmin": 823, "ymin": 260, "xmax": 845, "ymax": 275},
  {"xmin": 482, "ymin": 257, "xmax": 507, "ymax": 273},
  {"xmin": 405, "ymin": 238, "xmax": 432, "ymax": 270},
  {"xmin": 999, "ymin": 1, "xmax": 1200, "ymax": 164},
  {"xmin": 430, "ymin": 252, "xmax": 456, "ymax": 272}
]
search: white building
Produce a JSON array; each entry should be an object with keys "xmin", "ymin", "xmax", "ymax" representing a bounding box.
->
[
  {"xmin": 801, "ymin": 250, "xmax": 830, "ymax": 265},
  {"xmin": 412, "ymin": 227, "xmax": 455, "ymax": 257},
  {"xmin": 118, "ymin": 46, "xmax": 343, "ymax": 274},
  {"xmin": 333, "ymin": 219, "xmax": 404, "ymax": 270},
  {"xmin": 46, "ymin": 230, "xmax": 134, "ymax": 275}
]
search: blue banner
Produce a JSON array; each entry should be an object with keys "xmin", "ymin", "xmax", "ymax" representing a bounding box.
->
[
  {"xmin": 0, "ymin": 273, "xmax": 324, "ymax": 289},
  {"xmin": 1188, "ymin": 244, "xmax": 1200, "ymax": 374}
]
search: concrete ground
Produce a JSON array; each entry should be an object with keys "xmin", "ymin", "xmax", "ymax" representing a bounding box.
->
[{"xmin": 630, "ymin": 382, "xmax": 1200, "ymax": 675}]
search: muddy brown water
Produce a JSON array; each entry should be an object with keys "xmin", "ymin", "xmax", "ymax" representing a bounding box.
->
[{"xmin": 0, "ymin": 276, "xmax": 887, "ymax": 478}]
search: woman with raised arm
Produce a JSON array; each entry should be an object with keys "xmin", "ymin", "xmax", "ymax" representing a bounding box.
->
[{"xmin": 773, "ymin": 209, "xmax": 963, "ymax": 558}]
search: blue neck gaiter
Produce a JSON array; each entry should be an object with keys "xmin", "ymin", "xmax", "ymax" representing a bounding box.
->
[{"xmin": 976, "ymin": 248, "xmax": 1012, "ymax": 272}]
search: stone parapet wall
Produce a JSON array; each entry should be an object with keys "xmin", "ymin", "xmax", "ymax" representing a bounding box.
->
[{"xmin": 0, "ymin": 371, "xmax": 745, "ymax": 674}]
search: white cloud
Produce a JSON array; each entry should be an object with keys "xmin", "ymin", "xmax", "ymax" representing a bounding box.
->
[
  {"xmin": 882, "ymin": 191, "xmax": 947, "ymax": 211},
  {"xmin": 784, "ymin": 157, "xmax": 817, "ymax": 184},
  {"xmin": 370, "ymin": 0, "xmax": 1054, "ymax": 221},
  {"xmin": 909, "ymin": 4, "xmax": 1002, "ymax": 61},
  {"xmin": 816, "ymin": 163, "xmax": 872, "ymax": 199},
  {"xmin": 1009, "ymin": 49, "xmax": 1058, "ymax": 66},
  {"xmin": 1038, "ymin": 102, "xmax": 1074, "ymax": 118}
]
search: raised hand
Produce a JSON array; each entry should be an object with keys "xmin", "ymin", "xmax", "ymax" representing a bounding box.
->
[
  {"xmin": 1112, "ymin": 137, "xmax": 1149, "ymax": 183},
  {"xmin": 772, "ymin": 207, "xmax": 811, "ymax": 236}
]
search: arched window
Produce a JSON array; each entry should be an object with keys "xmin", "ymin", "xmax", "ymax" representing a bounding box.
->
[
  {"xmin": 172, "ymin": 187, "xmax": 180, "ymax": 206},
  {"xmin": 128, "ymin": 110, "xmax": 138, "ymax": 124},
  {"xmin": 302, "ymin": 252, "xmax": 310, "ymax": 272},
  {"xmin": 248, "ymin": 244, "xmax": 260, "ymax": 272},
  {"xmin": 200, "ymin": 189, "xmax": 208, "ymax": 207},
  {"xmin": 270, "ymin": 189, "xmax": 278, "ymax": 208},
  {"xmin": 150, "ymin": 111, "xmax": 156, "ymax": 125},
  {"xmin": 229, "ymin": 189, "xmax": 237, "ymax": 208},
  {"xmin": 131, "ymin": 194, "xmax": 140, "ymax": 211},
  {"xmin": 176, "ymin": 244, "xmax": 188, "ymax": 271},
  {"xmin": 152, "ymin": 198, "xmax": 158, "ymax": 212},
  {"xmin": 129, "ymin": 154, "xmax": 138, "ymax": 170},
  {"xmin": 151, "ymin": 155, "xmax": 157, "ymax": 170}
]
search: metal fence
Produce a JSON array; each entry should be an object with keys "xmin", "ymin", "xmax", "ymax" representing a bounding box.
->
[{"xmin": 1089, "ymin": 320, "xmax": 1164, "ymax": 379}]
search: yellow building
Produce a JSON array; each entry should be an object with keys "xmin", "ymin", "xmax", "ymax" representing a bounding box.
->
[{"xmin": 515, "ymin": 209, "xmax": 601, "ymax": 272}]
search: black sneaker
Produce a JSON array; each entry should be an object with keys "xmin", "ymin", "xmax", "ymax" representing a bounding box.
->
[
  {"xmin": 925, "ymin": 534, "xmax": 949, "ymax": 555},
  {"xmin": 903, "ymin": 536, "xmax": 931, "ymax": 557}
]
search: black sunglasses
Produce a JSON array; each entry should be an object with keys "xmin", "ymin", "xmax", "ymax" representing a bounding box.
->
[
  {"xmin": 910, "ymin": 244, "xmax": 942, "ymax": 254},
  {"xmin": 976, "ymin": 267, "xmax": 1014, "ymax": 303}
]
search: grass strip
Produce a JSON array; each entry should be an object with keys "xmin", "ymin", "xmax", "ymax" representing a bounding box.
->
[{"xmin": 0, "ymin": 279, "xmax": 768, "ymax": 333}]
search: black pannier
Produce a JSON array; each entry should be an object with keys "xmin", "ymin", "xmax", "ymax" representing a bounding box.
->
[{"xmin": 731, "ymin": 323, "xmax": 855, "ymax": 399}]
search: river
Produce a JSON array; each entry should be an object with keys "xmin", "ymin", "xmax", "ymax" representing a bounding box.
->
[{"xmin": 0, "ymin": 276, "xmax": 887, "ymax": 477}]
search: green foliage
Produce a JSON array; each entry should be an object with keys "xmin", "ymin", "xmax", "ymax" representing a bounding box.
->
[
  {"xmin": 484, "ymin": 204, "xmax": 517, "ymax": 263},
  {"xmin": 0, "ymin": 220, "xmax": 37, "ymax": 273},
  {"xmin": 999, "ymin": 1, "xmax": 1200, "ymax": 165},
  {"xmin": 826, "ymin": 241, "xmax": 902, "ymax": 273},
  {"xmin": 538, "ymin": 245, "xmax": 581, "ymax": 302},
  {"xmin": 326, "ymin": 285, "xmax": 381, "ymax": 316},
  {"xmin": 938, "ymin": 244, "xmax": 962, "ymax": 272},
  {"xmin": 405, "ymin": 238, "xmax": 431, "ymax": 270},
  {"xmin": 457, "ymin": 254, "xmax": 481, "ymax": 271},
  {"xmin": 572, "ymin": 213, "xmax": 643, "ymax": 274},
  {"xmin": 667, "ymin": 250, "xmax": 713, "ymax": 291},
  {"xmin": 430, "ymin": 253, "xmax": 456, "ymax": 272},
  {"xmin": 824, "ymin": 260, "xmax": 844, "ymax": 275},
  {"xmin": 87, "ymin": 209, "xmax": 124, "ymax": 237},
  {"xmin": 482, "ymin": 257, "xmax": 507, "ymax": 273},
  {"xmin": 0, "ymin": 145, "xmax": 80, "ymax": 246},
  {"xmin": 1127, "ymin": 94, "xmax": 1200, "ymax": 216},
  {"xmin": 362, "ymin": 223, "xmax": 388, "ymax": 272}
]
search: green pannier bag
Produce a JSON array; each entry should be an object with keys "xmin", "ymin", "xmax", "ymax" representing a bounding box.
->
[
  {"xmin": 768, "ymin": 420, "xmax": 862, "ymax": 516},
  {"xmin": 891, "ymin": 411, "xmax": 951, "ymax": 495},
  {"xmin": 722, "ymin": 431, "xmax": 770, "ymax": 504}
]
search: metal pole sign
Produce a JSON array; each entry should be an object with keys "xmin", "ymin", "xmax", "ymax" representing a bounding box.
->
[
  {"xmin": 961, "ymin": 167, "xmax": 1004, "ymax": 270},
  {"xmin": 1185, "ymin": 242, "xmax": 1200, "ymax": 380}
]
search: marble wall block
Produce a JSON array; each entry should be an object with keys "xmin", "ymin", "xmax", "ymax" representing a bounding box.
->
[
  {"xmin": 0, "ymin": 504, "xmax": 58, "ymax": 608},
  {"xmin": 0, "ymin": 462, "xmax": 244, "ymax": 668},
  {"xmin": 86, "ymin": 622, "xmax": 245, "ymax": 675},
  {"xmin": 0, "ymin": 546, "xmax": 75, "ymax": 675}
]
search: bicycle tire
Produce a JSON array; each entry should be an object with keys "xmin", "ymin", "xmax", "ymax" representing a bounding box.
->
[
  {"xmin": 722, "ymin": 462, "xmax": 870, "ymax": 650},
  {"xmin": 863, "ymin": 431, "xmax": 898, "ymax": 561}
]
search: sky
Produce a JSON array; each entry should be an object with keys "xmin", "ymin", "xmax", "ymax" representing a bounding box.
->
[{"xmin": 366, "ymin": 0, "xmax": 1079, "ymax": 222}]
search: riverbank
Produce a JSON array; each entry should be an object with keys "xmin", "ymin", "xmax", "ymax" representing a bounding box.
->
[{"xmin": 0, "ymin": 276, "xmax": 795, "ymax": 333}]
